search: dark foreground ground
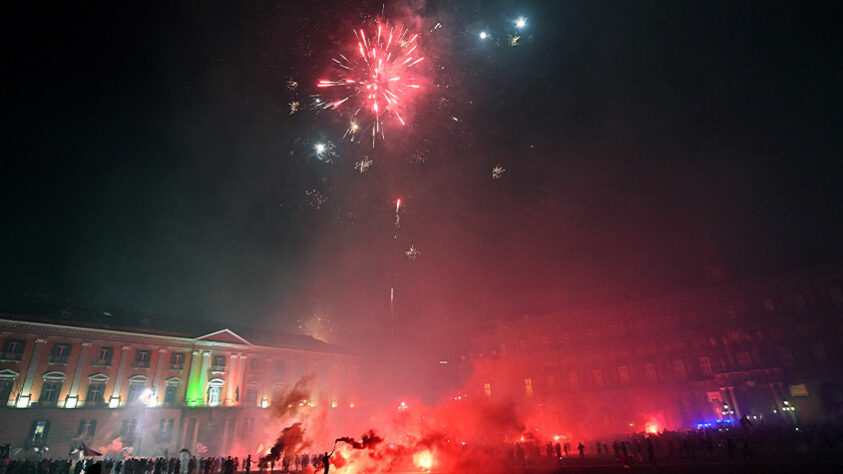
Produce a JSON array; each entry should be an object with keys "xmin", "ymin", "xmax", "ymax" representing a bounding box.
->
[{"xmin": 406, "ymin": 459, "xmax": 843, "ymax": 473}]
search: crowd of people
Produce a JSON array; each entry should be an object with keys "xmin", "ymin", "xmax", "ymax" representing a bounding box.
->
[
  {"xmin": 4, "ymin": 422, "xmax": 843, "ymax": 473},
  {"xmin": 0, "ymin": 453, "xmax": 336, "ymax": 474},
  {"xmin": 509, "ymin": 422, "xmax": 843, "ymax": 468}
]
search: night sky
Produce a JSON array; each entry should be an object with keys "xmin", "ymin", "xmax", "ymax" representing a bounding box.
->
[{"xmin": 3, "ymin": 0, "xmax": 842, "ymax": 360}]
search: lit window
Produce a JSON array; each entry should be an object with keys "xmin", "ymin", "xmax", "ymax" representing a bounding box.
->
[
  {"xmin": 483, "ymin": 382, "xmax": 492, "ymax": 398},
  {"xmin": 736, "ymin": 352, "xmax": 752, "ymax": 369},
  {"xmin": 49, "ymin": 344, "xmax": 72, "ymax": 364},
  {"xmin": 77, "ymin": 419, "xmax": 97, "ymax": 437},
  {"xmin": 698, "ymin": 356, "xmax": 713, "ymax": 376},
  {"xmin": 159, "ymin": 418, "xmax": 174, "ymax": 436},
  {"xmin": 41, "ymin": 381, "xmax": 62, "ymax": 405},
  {"xmin": 0, "ymin": 379, "xmax": 13, "ymax": 404},
  {"xmin": 616, "ymin": 366, "xmax": 630, "ymax": 385},
  {"xmin": 2, "ymin": 339, "xmax": 26, "ymax": 361},
  {"xmin": 169, "ymin": 352, "xmax": 185, "ymax": 370},
  {"xmin": 134, "ymin": 350, "xmax": 151, "ymax": 368},
  {"xmin": 157, "ymin": 386, "xmax": 173, "ymax": 408},
  {"xmin": 212, "ymin": 355, "xmax": 226, "ymax": 371},
  {"xmin": 245, "ymin": 387, "xmax": 259, "ymax": 405},
  {"xmin": 671, "ymin": 360, "xmax": 687, "ymax": 381},
  {"xmin": 95, "ymin": 347, "xmax": 113, "ymax": 366},
  {"xmin": 127, "ymin": 383, "xmax": 145, "ymax": 403},
  {"xmin": 524, "ymin": 378, "xmax": 533, "ymax": 396},
  {"xmin": 644, "ymin": 363, "xmax": 658, "ymax": 382},
  {"xmin": 120, "ymin": 419, "xmax": 137, "ymax": 443},
  {"xmin": 86, "ymin": 383, "xmax": 106, "ymax": 406},
  {"xmin": 208, "ymin": 386, "xmax": 222, "ymax": 406},
  {"xmin": 31, "ymin": 420, "xmax": 50, "ymax": 442},
  {"xmin": 568, "ymin": 372, "xmax": 579, "ymax": 391},
  {"xmin": 592, "ymin": 369, "xmax": 605, "ymax": 388}
]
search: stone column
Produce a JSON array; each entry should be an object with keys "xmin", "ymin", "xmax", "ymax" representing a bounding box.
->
[
  {"xmin": 67, "ymin": 342, "xmax": 92, "ymax": 399},
  {"xmin": 225, "ymin": 353, "xmax": 238, "ymax": 405},
  {"xmin": 109, "ymin": 346, "xmax": 132, "ymax": 404},
  {"xmin": 191, "ymin": 418, "xmax": 200, "ymax": 450},
  {"xmin": 186, "ymin": 350, "xmax": 202, "ymax": 404},
  {"xmin": 152, "ymin": 348, "xmax": 168, "ymax": 404},
  {"xmin": 727, "ymin": 385, "xmax": 741, "ymax": 419},
  {"xmin": 199, "ymin": 351, "xmax": 210, "ymax": 404},
  {"xmin": 237, "ymin": 353, "xmax": 247, "ymax": 402},
  {"xmin": 18, "ymin": 338, "xmax": 47, "ymax": 405}
]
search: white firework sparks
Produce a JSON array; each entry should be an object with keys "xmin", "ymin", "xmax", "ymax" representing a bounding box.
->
[
  {"xmin": 305, "ymin": 189, "xmax": 327, "ymax": 209},
  {"xmin": 312, "ymin": 141, "xmax": 337, "ymax": 162},
  {"xmin": 410, "ymin": 149, "xmax": 428, "ymax": 164},
  {"xmin": 354, "ymin": 156, "xmax": 373, "ymax": 173},
  {"xmin": 492, "ymin": 165, "xmax": 506, "ymax": 179},
  {"xmin": 289, "ymin": 101, "xmax": 300, "ymax": 115},
  {"xmin": 405, "ymin": 245, "xmax": 420, "ymax": 261},
  {"xmin": 509, "ymin": 34, "xmax": 521, "ymax": 47}
]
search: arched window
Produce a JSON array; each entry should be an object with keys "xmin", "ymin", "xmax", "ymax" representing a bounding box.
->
[
  {"xmin": 40, "ymin": 371, "xmax": 67, "ymax": 406},
  {"xmin": 127, "ymin": 375, "xmax": 149, "ymax": 404},
  {"xmin": 85, "ymin": 373, "xmax": 110, "ymax": 406},
  {"xmin": 207, "ymin": 378, "xmax": 224, "ymax": 406},
  {"xmin": 164, "ymin": 377, "xmax": 183, "ymax": 406},
  {"xmin": 0, "ymin": 369, "xmax": 20, "ymax": 406}
]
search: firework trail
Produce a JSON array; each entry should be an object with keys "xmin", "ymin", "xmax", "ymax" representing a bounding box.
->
[{"xmin": 317, "ymin": 21, "xmax": 425, "ymax": 147}]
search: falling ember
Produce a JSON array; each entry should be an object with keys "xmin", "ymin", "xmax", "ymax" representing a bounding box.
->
[
  {"xmin": 492, "ymin": 164, "xmax": 506, "ymax": 179},
  {"xmin": 509, "ymin": 34, "xmax": 521, "ymax": 47},
  {"xmin": 316, "ymin": 20, "xmax": 426, "ymax": 146}
]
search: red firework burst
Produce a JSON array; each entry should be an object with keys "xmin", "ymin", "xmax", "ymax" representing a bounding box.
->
[{"xmin": 317, "ymin": 21, "xmax": 425, "ymax": 147}]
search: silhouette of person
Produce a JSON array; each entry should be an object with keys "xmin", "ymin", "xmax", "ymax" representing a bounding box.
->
[
  {"xmin": 647, "ymin": 438, "xmax": 656, "ymax": 465},
  {"xmin": 321, "ymin": 449, "xmax": 334, "ymax": 474}
]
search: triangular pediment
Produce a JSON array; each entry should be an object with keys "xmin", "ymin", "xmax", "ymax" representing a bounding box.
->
[
  {"xmin": 88, "ymin": 373, "xmax": 110, "ymax": 382},
  {"xmin": 195, "ymin": 329, "xmax": 251, "ymax": 345},
  {"xmin": 0, "ymin": 368, "xmax": 20, "ymax": 379}
]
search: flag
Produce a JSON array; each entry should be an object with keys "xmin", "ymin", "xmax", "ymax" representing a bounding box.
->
[{"xmin": 70, "ymin": 443, "xmax": 102, "ymax": 457}]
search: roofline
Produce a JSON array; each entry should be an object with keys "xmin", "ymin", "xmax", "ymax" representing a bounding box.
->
[
  {"xmin": 195, "ymin": 328, "xmax": 253, "ymax": 346},
  {"xmin": 0, "ymin": 316, "xmax": 355, "ymax": 359}
]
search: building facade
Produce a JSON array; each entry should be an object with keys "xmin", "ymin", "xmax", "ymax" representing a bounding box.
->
[
  {"xmin": 467, "ymin": 269, "xmax": 843, "ymax": 436},
  {"xmin": 0, "ymin": 316, "xmax": 359, "ymax": 457}
]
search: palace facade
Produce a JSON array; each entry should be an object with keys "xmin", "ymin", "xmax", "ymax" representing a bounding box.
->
[
  {"xmin": 0, "ymin": 314, "xmax": 359, "ymax": 457},
  {"xmin": 467, "ymin": 268, "xmax": 843, "ymax": 436}
]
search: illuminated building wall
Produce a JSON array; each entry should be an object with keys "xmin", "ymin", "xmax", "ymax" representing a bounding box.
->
[
  {"xmin": 466, "ymin": 268, "xmax": 843, "ymax": 436},
  {"xmin": 0, "ymin": 315, "xmax": 359, "ymax": 456}
]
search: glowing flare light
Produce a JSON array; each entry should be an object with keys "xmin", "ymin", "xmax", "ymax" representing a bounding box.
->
[{"xmin": 317, "ymin": 21, "xmax": 425, "ymax": 146}]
